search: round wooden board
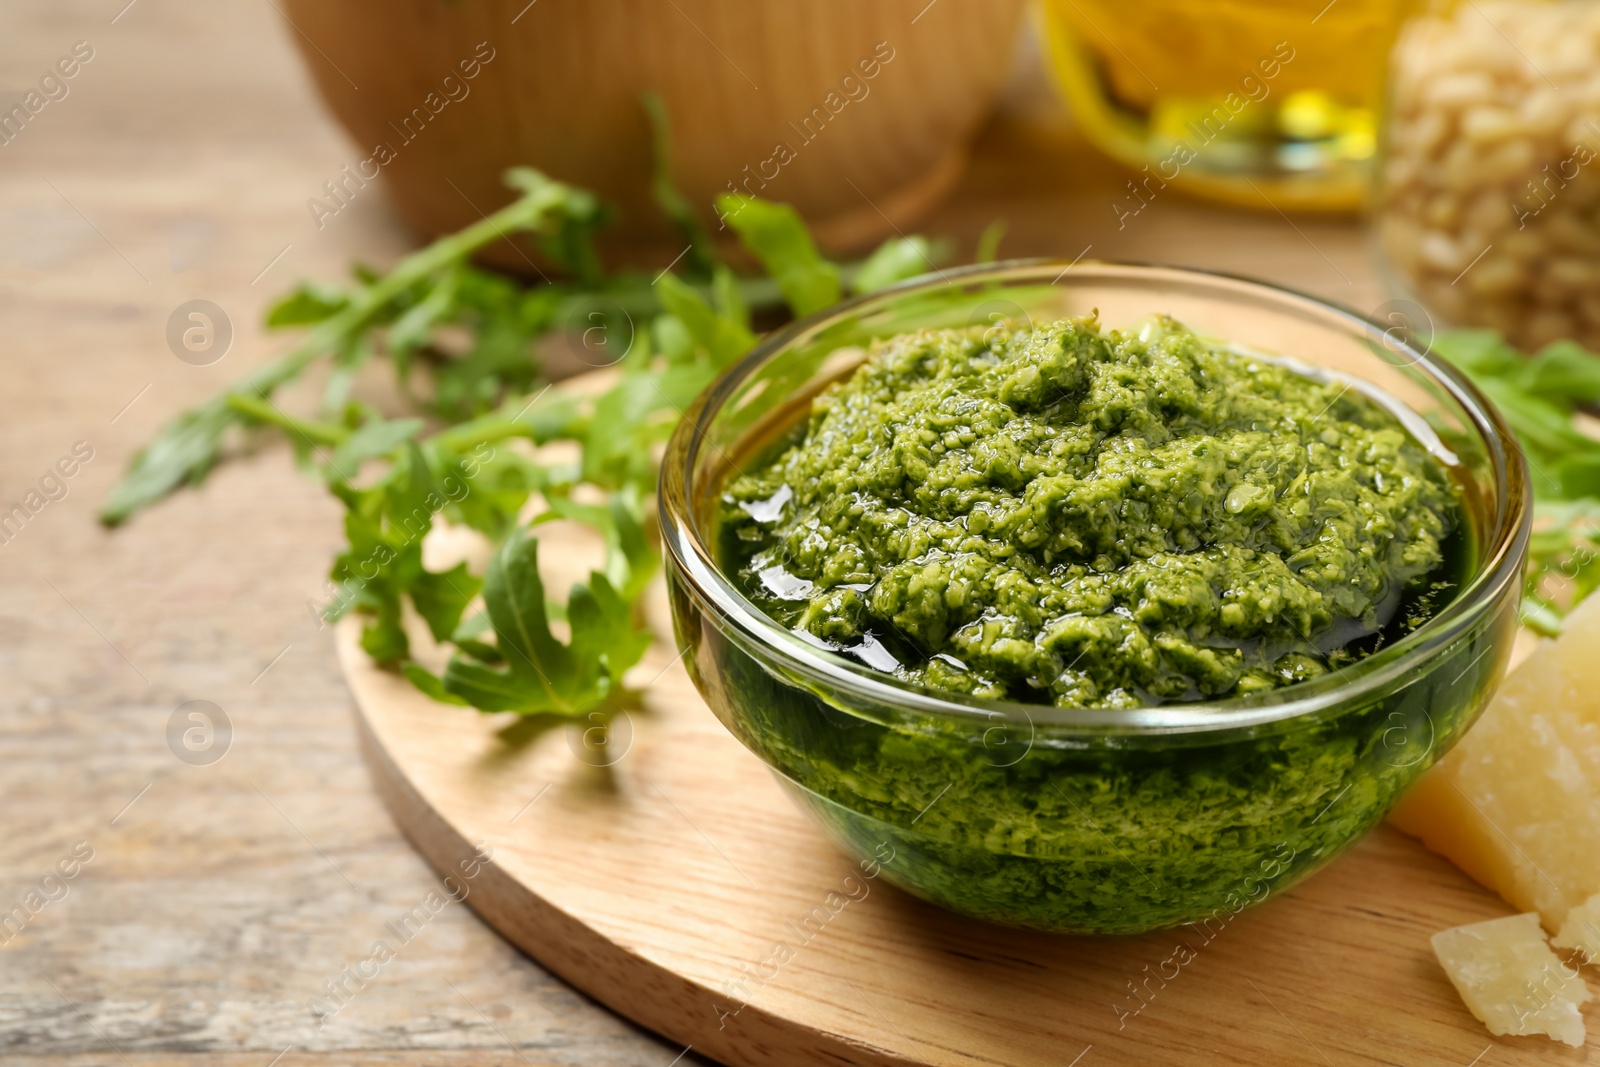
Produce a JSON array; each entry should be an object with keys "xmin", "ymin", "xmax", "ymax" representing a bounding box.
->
[{"xmin": 338, "ymin": 564, "xmax": 1592, "ymax": 1067}]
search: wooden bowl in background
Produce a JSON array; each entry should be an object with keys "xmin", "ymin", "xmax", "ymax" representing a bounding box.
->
[{"xmin": 279, "ymin": 0, "xmax": 1027, "ymax": 268}]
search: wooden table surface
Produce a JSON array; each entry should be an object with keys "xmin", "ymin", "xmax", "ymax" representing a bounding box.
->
[{"xmin": 0, "ymin": 2, "xmax": 1389, "ymax": 1065}]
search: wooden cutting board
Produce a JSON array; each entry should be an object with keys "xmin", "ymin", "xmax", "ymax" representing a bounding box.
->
[{"xmin": 338, "ymin": 539, "xmax": 1594, "ymax": 1067}]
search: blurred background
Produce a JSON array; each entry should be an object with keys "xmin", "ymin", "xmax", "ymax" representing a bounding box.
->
[{"xmin": 3, "ymin": 0, "xmax": 1594, "ymax": 1063}]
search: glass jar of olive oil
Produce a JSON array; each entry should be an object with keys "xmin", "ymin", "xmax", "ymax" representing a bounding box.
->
[{"xmin": 1038, "ymin": 0, "xmax": 1421, "ymax": 211}]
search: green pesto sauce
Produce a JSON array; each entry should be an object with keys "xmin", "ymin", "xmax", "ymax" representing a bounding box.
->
[{"xmin": 718, "ymin": 315, "xmax": 1464, "ymax": 710}]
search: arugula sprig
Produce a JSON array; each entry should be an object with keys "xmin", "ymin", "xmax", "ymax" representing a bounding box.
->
[
  {"xmin": 403, "ymin": 524, "xmax": 651, "ymax": 714},
  {"xmin": 326, "ymin": 177, "xmax": 878, "ymax": 707},
  {"xmin": 105, "ymin": 109, "xmax": 944, "ymax": 717},
  {"xmin": 100, "ymin": 170, "xmax": 598, "ymax": 525},
  {"xmin": 1432, "ymin": 329, "xmax": 1600, "ymax": 634}
]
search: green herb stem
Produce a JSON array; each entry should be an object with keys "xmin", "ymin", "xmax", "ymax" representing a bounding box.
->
[{"xmin": 99, "ymin": 172, "xmax": 581, "ymax": 526}]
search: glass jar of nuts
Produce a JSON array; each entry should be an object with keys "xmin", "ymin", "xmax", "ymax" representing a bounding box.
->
[{"xmin": 1377, "ymin": 1, "xmax": 1600, "ymax": 351}]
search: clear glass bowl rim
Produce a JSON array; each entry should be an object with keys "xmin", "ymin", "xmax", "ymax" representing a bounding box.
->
[{"xmin": 658, "ymin": 259, "xmax": 1531, "ymax": 735}]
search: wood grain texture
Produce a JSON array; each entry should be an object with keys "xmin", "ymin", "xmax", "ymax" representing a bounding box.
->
[
  {"xmin": 1, "ymin": 0, "xmax": 1559, "ymax": 1063},
  {"xmin": 341, "ymin": 564, "xmax": 1595, "ymax": 1066}
]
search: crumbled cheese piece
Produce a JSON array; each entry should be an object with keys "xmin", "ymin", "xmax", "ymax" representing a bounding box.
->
[
  {"xmin": 1432, "ymin": 913, "xmax": 1591, "ymax": 1046},
  {"xmin": 1552, "ymin": 892, "xmax": 1600, "ymax": 967},
  {"xmin": 1389, "ymin": 592, "xmax": 1600, "ymax": 927}
]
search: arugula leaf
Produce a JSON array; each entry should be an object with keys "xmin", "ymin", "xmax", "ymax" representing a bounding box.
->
[
  {"xmin": 1515, "ymin": 340, "xmax": 1600, "ymax": 404},
  {"xmin": 715, "ymin": 194, "xmax": 841, "ymax": 317},
  {"xmin": 100, "ymin": 402, "xmax": 239, "ymax": 526},
  {"xmin": 1436, "ymin": 329, "xmax": 1600, "ymax": 492},
  {"xmin": 655, "ymin": 272, "xmax": 757, "ymax": 366},
  {"xmin": 643, "ymin": 90, "xmax": 719, "ymax": 278},
  {"xmin": 435, "ymin": 442, "xmax": 545, "ymax": 541},
  {"xmin": 1434, "ymin": 328, "xmax": 1600, "ymax": 631},
  {"xmin": 101, "ymin": 169, "xmax": 595, "ymax": 526},
  {"xmin": 409, "ymin": 562, "xmax": 481, "ymax": 644},
  {"xmin": 266, "ymin": 281, "xmax": 350, "ymax": 327},
  {"xmin": 975, "ymin": 220, "xmax": 1008, "ymax": 264},
  {"xmin": 330, "ymin": 416, "xmax": 425, "ymax": 475},
  {"xmin": 541, "ymin": 486, "xmax": 659, "ymax": 601},
  {"xmin": 853, "ymin": 236, "xmax": 936, "ymax": 294},
  {"xmin": 509, "ymin": 168, "xmax": 608, "ymax": 285},
  {"xmin": 606, "ymin": 485, "xmax": 658, "ymax": 600},
  {"xmin": 325, "ymin": 442, "xmax": 483, "ymax": 661},
  {"xmin": 387, "ymin": 262, "xmax": 463, "ymax": 357},
  {"xmin": 1431, "ymin": 330, "xmax": 1522, "ymax": 380},
  {"xmin": 711, "ymin": 265, "xmax": 749, "ymax": 329},
  {"xmin": 414, "ymin": 526, "xmax": 649, "ymax": 714},
  {"xmin": 401, "ymin": 661, "xmax": 470, "ymax": 706}
]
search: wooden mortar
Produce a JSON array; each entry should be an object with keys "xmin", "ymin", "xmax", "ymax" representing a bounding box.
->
[{"xmin": 278, "ymin": 0, "xmax": 1026, "ymax": 269}]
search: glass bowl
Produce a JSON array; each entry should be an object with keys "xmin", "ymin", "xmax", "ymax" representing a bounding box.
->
[{"xmin": 658, "ymin": 261, "xmax": 1530, "ymax": 935}]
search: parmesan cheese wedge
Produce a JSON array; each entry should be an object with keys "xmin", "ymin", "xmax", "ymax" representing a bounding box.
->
[
  {"xmin": 1552, "ymin": 892, "xmax": 1600, "ymax": 967},
  {"xmin": 1389, "ymin": 592, "xmax": 1600, "ymax": 928},
  {"xmin": 1432, "ymin": 913, "xmax": 1591, "ymax": 1047}
]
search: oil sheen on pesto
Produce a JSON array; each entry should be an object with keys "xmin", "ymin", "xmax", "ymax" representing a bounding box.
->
[{"xmin": 718, "ymin": 315, "xmax": 1462, "ymax": 709}]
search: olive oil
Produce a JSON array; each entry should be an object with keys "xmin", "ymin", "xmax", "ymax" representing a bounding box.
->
[{"xmin": 1038, "ymin": 0, "xmax": 1424, "ymax": 212}]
